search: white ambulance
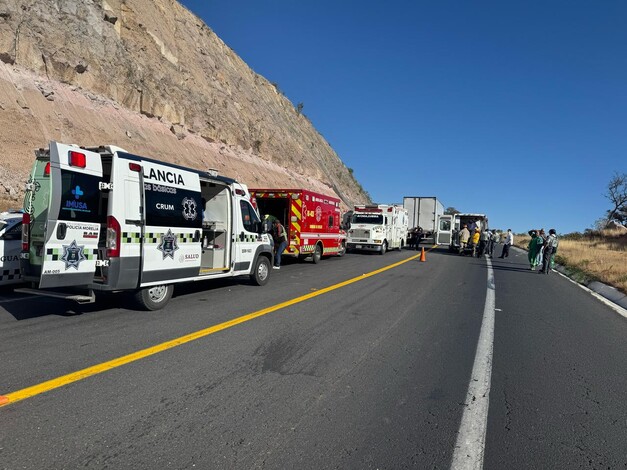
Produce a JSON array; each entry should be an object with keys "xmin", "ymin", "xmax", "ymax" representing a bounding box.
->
[
  {"xmin": 19, "ymin": 142, "xmax": 274, "ymax": 310},
  {"xmin": 347, "ymin": 204, "xmax": 409, "ymax": 254}
]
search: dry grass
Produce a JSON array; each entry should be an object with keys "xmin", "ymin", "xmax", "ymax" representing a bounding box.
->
[{"xmin": 514, "ymin": 229, "xmax": 627, "ymax": 294}]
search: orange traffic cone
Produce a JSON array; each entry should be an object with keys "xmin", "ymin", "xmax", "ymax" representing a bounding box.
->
[{"xmin": 420, "ymin": 247, "xmax": 426, "ymax": 262}]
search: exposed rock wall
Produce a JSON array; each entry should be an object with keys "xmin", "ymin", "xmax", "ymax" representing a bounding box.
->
[{"xmin": 0, "ymin": 0, "xmax": 369, "ymax": 209}]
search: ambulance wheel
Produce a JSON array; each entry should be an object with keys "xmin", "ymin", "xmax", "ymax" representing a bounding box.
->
[
  {"xmin": 134, "ymin": 284, "xmax": 174, "ymax": 311},
  {"xmin": 337, "ymin": 242, "xmax": 346, "ymax": 257},
  {"xmin": 312, "ymin": 244, "xmax": 322, "ymax": 264},
  {"xmin": 380, "ymin": 241, "xmax": 387, "ymax": 255},
  {"xmin": 251, "ymin": 256, "xmax": 271, "ymax": 286}
]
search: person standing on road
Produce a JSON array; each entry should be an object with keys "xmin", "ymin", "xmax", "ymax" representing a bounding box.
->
[
  {"xmin": 540, "ymin": 229, "xmax": 559, "ymax": 274},
  {"xmin": 486, "ymin": 229, "xmax": 495, "ymax": 258},
  {"xmin": 459, "ymin": 224, "xmax": 471, "ymax": 255},
  {"xmin": 536, "ymin": 228, "xmax": 546, "ymax": 268},
  {"xmin": 527, "ymin": 230, "xmax": 541, "ymax": 270},
  {"xmin": 471, "ymin": 227, "xmax": 481, "ymax": 257},
  {"xmin": 272, "ymin": 219, "xmax": 288, "ymax": 270},
  {"xmin": 499, "ymin": 229, "xmax": 514, "ymax": 258},
  {"xmin": 263, "ymin": 214, "xmax": 277, "ymax": 250},
  {"xmin": 478, "ymin": 229, "xmax": 490, "ymax": 257}
]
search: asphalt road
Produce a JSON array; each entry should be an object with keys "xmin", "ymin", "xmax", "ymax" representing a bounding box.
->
[{"xmin": 0, "ymin": 245, "xmax": 625, "ymax": 469}]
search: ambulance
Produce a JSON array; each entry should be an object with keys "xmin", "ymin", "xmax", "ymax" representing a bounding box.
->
[
  {"xmin": 19, "ymin": 142, "xmax": 274, "ymax": 310},
  {"xmin": 250, "ymin": 189, "xmax": 346, "ymax": 263},
  {"xmin": 436, "ymin": 213, "xmax": 489, "ymax": 252},
  {"xmin": 347, "ymin": 204, "xmax": 409, "ymax": 254}
]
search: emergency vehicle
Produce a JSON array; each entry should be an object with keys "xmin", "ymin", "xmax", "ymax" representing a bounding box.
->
[
  {"xmin": 436, "ymin": 213, "xmax": 489, "ymax": 252},
  {"xmin": 19, "ymin": 142, "xmax": 274, "ymax": 310},
  {"xmin": 0, "ymin": 210, "xmax": 23, "ymax": 286},
  {"xmin": 347, "ymin": 204, "xmax": 409, "ymax": 254},
  {"xmin": 250, "ymin": 189, "xmax": 346, "ymax": 263}
]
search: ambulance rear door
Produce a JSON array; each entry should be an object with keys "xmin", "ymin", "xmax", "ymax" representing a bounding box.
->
[
  {"xmin": 436, "ymin": 215, "xmax": 452, "ymax": 245},
  {"xmin": 39, "ymin": 143, "xmax": 104, "ymax": 289}
]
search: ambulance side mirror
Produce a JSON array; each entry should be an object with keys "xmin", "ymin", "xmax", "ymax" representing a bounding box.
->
[{"xmin": 255, "ymin": 221, "xmax": 263, "ymax": 234}]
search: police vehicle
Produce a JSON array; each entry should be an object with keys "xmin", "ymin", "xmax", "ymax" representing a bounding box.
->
[{"xmin": 0, "ymin": 210, "xmax": 23, "ymax": 286}]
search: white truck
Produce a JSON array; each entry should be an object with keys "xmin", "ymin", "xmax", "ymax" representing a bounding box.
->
[
  {"xmin": 19, "ymin": 142, "xmax": 274, "ymax": 310},
  {"xmin": 347, "ymin": 204, "xmax": 409, "ymax": 254},
  {"xmin": 436, "ymin": 213, "xmax": 489, "ymax": 252},
  {"xmin": 402, "ymin": 196, "xmax": 444, "ymax": 244}
]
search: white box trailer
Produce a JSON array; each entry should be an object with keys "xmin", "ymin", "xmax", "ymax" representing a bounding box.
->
[
  {"xmin": 19, "ymin": 142, "xmax": 274, "ymax": 310},
  {"xmin": 402, "ymin": 197, "xmax": 444, "ymax": 242},
  {"xmin": 436, "ymin": 213, "xmax": 489, "ymax": 251},
  {"xmin": 347, "ymin": 204, "xmax": 409, "ymax": 254}
]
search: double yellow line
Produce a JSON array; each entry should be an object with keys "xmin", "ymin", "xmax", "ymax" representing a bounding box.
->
[{"xmin": 0, "ymin": 248, "xmax": 434, "ymax": 408}]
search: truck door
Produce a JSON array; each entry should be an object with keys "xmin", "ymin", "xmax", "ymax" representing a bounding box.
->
[
  {"xmin": 436, "ymin": 215, "xmax": 452, "ymax": 245},
  {"xmin": 38, "ymin": 143, "xmax": 104, "ymax": 288}
]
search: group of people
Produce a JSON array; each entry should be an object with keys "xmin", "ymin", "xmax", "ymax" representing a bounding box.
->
[
  {"xmin": 407, "ymin": 227, "xmax": 424, "ymax": 249},
  {"xmin": 262, "ymin": 214, "xmax": 288, "ymax": 269},
  {"xmin": 458, "ymin": 225, "xmax": 514, "ymax": 258},
  {"xmin": 527, "ymin": 229, "xmax": 559, "ymax": 274}
]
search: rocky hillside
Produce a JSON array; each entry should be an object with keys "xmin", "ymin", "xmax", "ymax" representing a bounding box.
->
[{"xmin": 0, "ymin": 0, "xmax": 369, "ymax": 209}]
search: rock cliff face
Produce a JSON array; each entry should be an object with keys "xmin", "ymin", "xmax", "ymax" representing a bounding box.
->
[{"xmin": 0, "ymin": 0, "xmax": 369, "ymax": 209}]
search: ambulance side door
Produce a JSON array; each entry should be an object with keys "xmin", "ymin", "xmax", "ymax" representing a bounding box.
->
[{"xmin": 140, "ymin": 162, "xmax": 202, "ymax": 285}]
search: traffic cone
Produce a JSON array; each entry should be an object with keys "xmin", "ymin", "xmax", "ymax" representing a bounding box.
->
[{"xmin": 420, "ymin": 247, "xmax": 426, "ymax": 262}]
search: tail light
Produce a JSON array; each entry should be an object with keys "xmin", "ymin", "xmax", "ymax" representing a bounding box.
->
[
  {"xmin": 44, "ymin": 162, "xmax": 50, "ymax": 176},
  {"xmin": 69, "ymin": 151, "xmax": 87, "ymax": 168},
  {"xmin": 106, "ymin": 215, "xmax": 121, "ymax": 257},
  {"xmin": 22, "ymin": 213, "xmax": 30, "ymax": 251}
]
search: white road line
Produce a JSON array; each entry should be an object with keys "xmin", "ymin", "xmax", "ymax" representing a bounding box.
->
[{"xmin": 451, "ymin": 255, "xmax": 496, "ymax": 470}]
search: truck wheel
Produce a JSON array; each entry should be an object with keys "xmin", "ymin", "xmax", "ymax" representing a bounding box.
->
[
  {"xmin": 134, "ymin": 284, "xmax": 173, "ymax": 311},
  {"xmin": 251, "ymin": 256, "xmax": 271, "ymax": 285},
  {"xmin": 312, "ymin": 244, "xmax": 322, "ymax": 264},
  {"xmin": 337, "ymin": 242, "xmax": 346, "ymax": 257},
  {"xmin": 380, "ymin": 241, "xmax": 387, "ymax": 255}
]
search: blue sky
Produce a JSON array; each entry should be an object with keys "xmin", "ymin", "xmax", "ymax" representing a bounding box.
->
[{"xmin": 179, "ymin": 0, "xmax": 627, "ymax": 233}]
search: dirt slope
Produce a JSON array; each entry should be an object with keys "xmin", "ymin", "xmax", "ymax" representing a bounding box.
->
[{"xmin": 0, "ymin": 0, "xmax": 369, "ymax": 210}]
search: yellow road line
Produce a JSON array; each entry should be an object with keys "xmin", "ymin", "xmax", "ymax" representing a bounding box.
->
[{"xmin": 0, "ymin": 247, "xmax": 437, "ymax": 408}]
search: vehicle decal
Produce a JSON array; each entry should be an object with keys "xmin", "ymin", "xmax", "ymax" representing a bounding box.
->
[
  {"xmin": 45, "ymin": 246, "xmax": 98, "ymax": 262},
  {"xmin": 156, "ymin": 229, "xmax": 179, "ymax": 259},
  {"xmin": 60, "ymin": 240, "xmax": 87, "ymax": 270},
  {"xmin": 290, "ymin": 199, "xmax": 302, "ymax": 248},
  {"xmin": 0, "ymin": 269, "xmax": 20, "ymax": 281},
  {"xmin": 144, "ymin": 232, "xmax": 196, "ymax": 244},
  {"xmin": 122, "ymin": 232, "xmax": 142, "ymax": 243},
  {"xmin": 182, "ymin": 197, "xmax": 197, "ymax": 221}
]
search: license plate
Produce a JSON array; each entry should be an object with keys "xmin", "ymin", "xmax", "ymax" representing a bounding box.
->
[{"xmin": 356, "ymin": 245, "xmax": 362, "ymax": 249}]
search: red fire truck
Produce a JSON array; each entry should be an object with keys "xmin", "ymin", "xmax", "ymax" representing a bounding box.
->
[{"xmin": 250, "ymin": 189, "xmax": 347, "ymax": 263}]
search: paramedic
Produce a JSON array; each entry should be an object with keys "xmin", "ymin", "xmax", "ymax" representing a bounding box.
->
[
  {"xmin": 263, "ymin": 214, "xmax": 276, "ymax": 249},
  {"xmin": 459, "ymin": 224, "xmax": 471, "ymax": 255},
  {"xmin": 273, "ymin": 219, "xmax": 288, "ymax": 269}
]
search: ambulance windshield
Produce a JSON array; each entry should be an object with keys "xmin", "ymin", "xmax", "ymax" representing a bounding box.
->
[{"xmin": 352, "ymin": 213, "xmax": 383, "ymax": 225}]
